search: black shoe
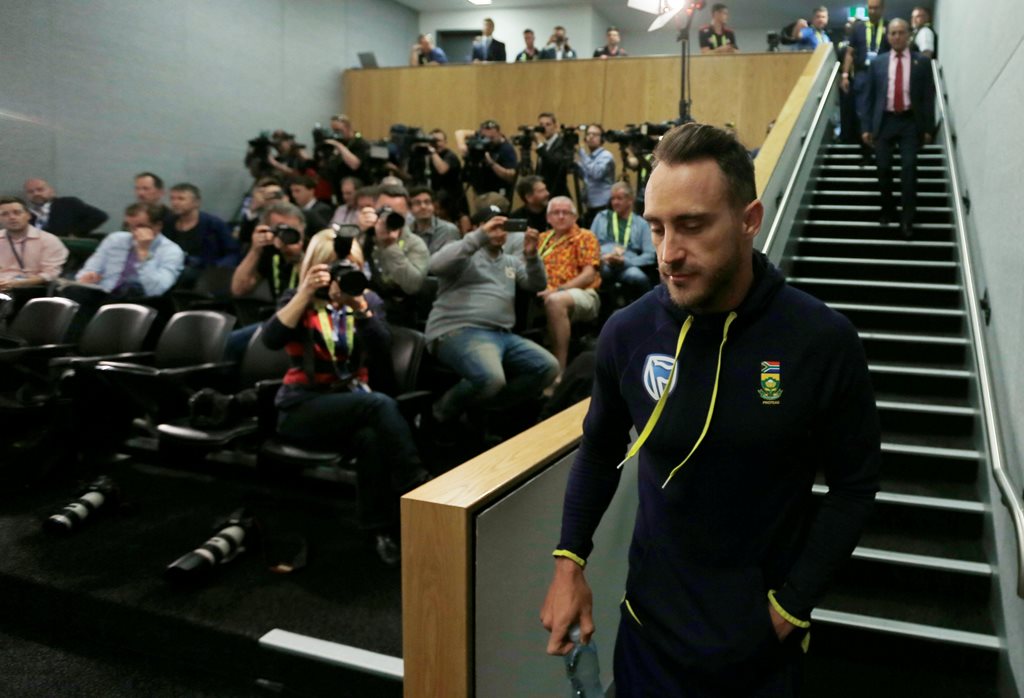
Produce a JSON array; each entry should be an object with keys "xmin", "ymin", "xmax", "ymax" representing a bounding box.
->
[{"xmin": 374, "ymin": 533, "xmax": 400, "ymax": 567}]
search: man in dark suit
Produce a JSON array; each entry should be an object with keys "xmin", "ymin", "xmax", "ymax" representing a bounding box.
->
[
  {"xmin": 861, "ymin": 18, "xmax": 935, "ymax": 238},
  {"xmin": 23, "ymin": 178, "xmax": 108, "ymax": 237},
  {"xmin": 471, "ymin": 18, "xmax": 506, "ymax": 62}
]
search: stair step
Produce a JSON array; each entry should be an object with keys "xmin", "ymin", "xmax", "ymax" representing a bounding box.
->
[
  {"xmin": 792, "ymin": 256, "xmax": 957, "ymax": 268},
  {"xmin": 875, "ymin": 398, "xmax": 976, "ymax": 416},
  {"xmin": 881, "ymin": 437, "xmax": 979, "ymax": 461},
  {"xmin": 792, "ymin": 277, "xmax": 963, "ymax": 308},
  {"xmin": 792, "ymin": 277, "xmax": 960, "ymax": 291},
  {"xmin": 812, "ymin": 483, "xmax": 984, "ymax": 513},
  {"xmin": 858, "ymin": 330, "xmax": 967, "ymax": 345},
  {"xmin": 798, "ymin": 237, "xmax": 954, "ymax": 249},
  {"xmin": 798, "ymin": 219, "xmax": 953, "ymax": 229},
  {"xmin": 810, "ymin": 609, "xmax": 1001, "ymax": 650},
  {"xmin": 814, "ymin": 176, "xmax": 949, "ymax": 184},
  {"xmin": 804, "ymin": 205, "xmax": 953, "ymax": 213},
  {"xmin": 857, "ymin": 522, "xmax": 985, "ymax": 563},
  {"xmin": 816, "ymin": 165, "xmax": 948, "ymax": 173},
  {"xmin": 796, "ymin": 239, "xmax": 957, "ymax": 262},
  {"xmin": 838, "ymin": 303, "xmax": 964, "ymax": 318},
  {"xmin": 851, "ymin": 546, "xmax": 992, "ymax": 576}
]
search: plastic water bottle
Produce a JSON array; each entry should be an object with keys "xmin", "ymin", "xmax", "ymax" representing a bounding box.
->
[{"xmin": 565, "ymin": 624, "xmax": 604, "ymax": 698}]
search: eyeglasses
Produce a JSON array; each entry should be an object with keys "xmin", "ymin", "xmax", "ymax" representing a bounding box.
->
[{"xmin": 549, "ymin": 210, "xmax": 575, "ymax": 217}]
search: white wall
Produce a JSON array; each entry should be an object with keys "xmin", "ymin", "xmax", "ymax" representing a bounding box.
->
[
  {"xmin": 934, "ymin": 0, "xmax": 1024, "ymax": 694},
  {"xmin": 0, "ymin": 0, "xmax": 418, "ymax": 222}
]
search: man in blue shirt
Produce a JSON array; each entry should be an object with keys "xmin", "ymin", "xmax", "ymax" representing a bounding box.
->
[
  {"xmin": 577, "ymin": 124, "xmax": 616, "ymax": 227},
  {"xmin": 790, "ymin": 6, "xmax": 832, "ymax": 50},
  {"xmin": 410, "ymin": 34, "xmax": 448, "ymax": 66},
  {"xmin": 590, "ymin": 182, "xmax": 655, "ymax": 304}
]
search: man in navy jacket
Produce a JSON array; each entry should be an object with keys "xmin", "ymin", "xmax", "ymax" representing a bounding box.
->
[
  {"xmin": 23, "ymin": 178, "xmax": 108, "ymax": 237},
  {"xmin": 861, "ymin": 18, "xmax": 934, "ymax": 237},
  {"xmin": 541, "ymin": 123, "xmax": 880, "ymax": 696}
]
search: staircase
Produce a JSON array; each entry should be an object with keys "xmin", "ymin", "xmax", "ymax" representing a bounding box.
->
[{"xmin": 784, "ymin": 142, "xmax": 1003, "ymax": 696}]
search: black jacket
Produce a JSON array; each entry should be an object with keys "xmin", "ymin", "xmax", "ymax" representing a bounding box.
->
[
  {"xmin": 557, "ymin": 252, "xmax": 880, "ymax": 672},
  {"xmin": 36, "ymin": 196, "xmax": 108, "ymax": 236}
]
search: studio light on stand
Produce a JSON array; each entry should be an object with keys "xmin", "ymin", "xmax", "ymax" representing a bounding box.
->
[{"xmin": 628, "ymin": 0, "xmax": 706, "ymax": 122}]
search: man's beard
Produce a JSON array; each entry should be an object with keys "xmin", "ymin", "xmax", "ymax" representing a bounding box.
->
[{"xmin": 661, "ymin": 244, "xmax": 743, "ymax": 313}]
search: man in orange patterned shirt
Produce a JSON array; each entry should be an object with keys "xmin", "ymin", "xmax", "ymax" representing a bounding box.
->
[{"xmin": 537, "ymin": 196, "xmax": 601, "ymax": 374}]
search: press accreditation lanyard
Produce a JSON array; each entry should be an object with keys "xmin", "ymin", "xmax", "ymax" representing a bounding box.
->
[
  {"xmin": 538, "ymin": 231, "xmax": 573, "ymax": 260},
  {"xmin": 6, "ymin": 234, "xmax": 26, "ymax": 271},
  {"xmin": 272, "ymin": 255, "xmax": 298, "ymax": 297},
  {"xmin": 316, "ymin": 306, "xmax": 355, "ymax": 362},
  {"xmin": 610, "ymin": 212, "xmax": 631, "ymax": 248},
  {"xmin": 866, "ymin": 21, "xmax": 883, "ymax": 52}
]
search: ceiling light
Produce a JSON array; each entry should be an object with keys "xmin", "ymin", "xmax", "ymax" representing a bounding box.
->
[{"xmin": 467, "ymin": 0, "xmax": 493, "ymax": 5}]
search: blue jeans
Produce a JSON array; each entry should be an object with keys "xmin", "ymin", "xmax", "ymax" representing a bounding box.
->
[{"xmin": 432, "ymin": 327, "xmax": 559, "ymax": 422}]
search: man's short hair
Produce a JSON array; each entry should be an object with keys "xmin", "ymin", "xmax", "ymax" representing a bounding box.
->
[
  {"xmin": 256, "ymin": 176, "xmax": 282, "ymax": 188},
  {"xmin": 546, "ymin": 195, "xmax": 577, "ymax": 215},
  {"xmin": 408, "ymin": 186, "xmax": 435, "ymax": 201},
  {"xmin": 813, "ymin": 5, "xmax": 828, "ymax": 15},
  {"xmin": 912, "ymin": 6, "xmax": 930, "ymax": 18},
  {"xmin": 289, "ymin": 175, "xmax": 317, "ymax": 190},
  {"xmin": 712, "ymin": 3, "xmax": 728, "ymax": 13},
  {"xmin": 260, "ymin": 201, "xmax": 306, "ymax": 227},
  {"xmin": 484, "ymin": 17, "xmax": 494, "ymax": 25},
  {"xmin": 480, "ymin": 119, "xmax": 500, "ymax": 131},
  {"xmin": 554, "ymin": 25, "xmax": 566, "ymax": 32},
  {"xmin": 135, "ymin": 171, "xmax": 164, "ymax": 189},
  {"xmin": 355, "ymin": 185, "xmax": 378, "ymax": 203},
  {"xmin": 524, "ymin": 28, "xmax": 534, "ymax": 35},
  {"xmin": 538, "ymin": 112, "xmax": 557, "ymax": 123},
  {"xmin": 652, "ymin": 122, "xmax": 756, "ymax": 210},
  {"xmin": 341, "ymin": 176, "xmax": 364, "ymax": 189},
  {"xmin": 516, "ymin": 175, "xmax": 544, "ymax": 201},
  {"xmin": 170, "ymin": 182, "xmax": 201, "ymax": 199},
  {"xmin": 124, "ymin": 202, "xmax": 165, "ymax": 225},
  {"xmin": 607, "ymin": 26, "xmax": 619, "ymax": 34},
  {"xmin": 376, "ymin": 184, "xmax": 410, "ymax": 204},
  {"xmin": 0, "ymin": 195, "xmax": 29, "ymax": 213},
  {"xmin": 611, "ymin": 181, "xmax": 635, "ymax": 199}
]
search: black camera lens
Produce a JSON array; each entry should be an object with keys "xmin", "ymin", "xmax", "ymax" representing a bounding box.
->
[
  {"xmin": 272, "ymin": 224, "xmax": 301, "ymax": 245},
  {"xmin": 316, "ymin": 259, "xmax": 368, "ymax": 299},
  {"xmin": 376, "ymin": 207, "xmax": 406, "ymax": 232}
]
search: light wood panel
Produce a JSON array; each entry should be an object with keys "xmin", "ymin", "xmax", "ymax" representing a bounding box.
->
[
  {"xmin": 401, "ymin": 399, "xmax": 590, "ymax": 698},
  {"xmin": 343, "ymin": 52, "xmax": 811, "ymax": 153},
  {"xmin": 754, "ymin": 45, "xmax": 833, "ymax": 195}
]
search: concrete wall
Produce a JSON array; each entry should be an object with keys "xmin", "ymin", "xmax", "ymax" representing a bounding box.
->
[
  {"xmin": 934, "ymin": 0, "xmax": 1024, "ymax": 693},
  {"xmin": 0, "ymin": 0, "xmax": 418, "ymax": 222}
]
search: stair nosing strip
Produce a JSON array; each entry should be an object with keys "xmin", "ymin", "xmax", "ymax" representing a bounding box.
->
[
  {"xmin": 875, "ymin": 399, "xmax": 977, "ymax": 416},
  {"xmin": 880, "ymin": 440, "xmax": 981, "ymax": 460},
  {"xmin": 869, "ymin": 363, "xmax": 972, "ymax": 377},
  {"xmin": 791, "ymin": 256, "xmax": 957, "ymax": 268},
  {"xmin": 798, "ymin": 237, "xmax": 955, "ymax": 248},
  {"xmin": 833, "ymin": 302, "xmax": 965, "ymax": 317},
  {"xmin": 810, "ymin": 609, "xmax": 1003, "ymax": 650},
  {"xmin": 788, "ymin": 277, "xmax": 961, "ymax": 290},
  {"xmin": 812, "ymin": 483, "xmax": 986, "ymax": 513},
  {"xmin": 857, "ymin": 331, "xmax": 967, "ymax": 345},
  {"xmin": 805, "ymin": 205, "xmax": 953, "ymax": 213},
  {"xmin": 852, "ymin": 546, "xmax": 993, "ymax": 576},
  {"xmin": 798, "ymin": 219, "xmax": 953, "ymax": 229}
]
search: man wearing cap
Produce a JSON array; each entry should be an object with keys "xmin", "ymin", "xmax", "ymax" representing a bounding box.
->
[{"xmin": 426, "ymin": 206, "xmax": 557, "ymax": 426}]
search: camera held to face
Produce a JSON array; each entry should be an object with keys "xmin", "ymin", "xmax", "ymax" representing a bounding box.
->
[{"xmin": 271, "ymin": 224, "xmax": 302, "ymax": 246}]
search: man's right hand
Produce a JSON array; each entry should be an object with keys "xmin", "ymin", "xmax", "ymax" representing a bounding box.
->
[
  {"xmin": 251, "ymin": 225, "xmax": 275, "ymax": 252},
  {"xmin": 481, "ymin": 215, "xmax": 507, "ymax": 244},
  {"xmin": 78, "ymin": 271, "xmax": 102, "ymax": 284},
  {"xmin": 840, "ymin": 74, "xmax": 851, "ymax": 93},
  {"xmin": 540, "ymin": 557, "xmax": 595, "ymax": 656}
]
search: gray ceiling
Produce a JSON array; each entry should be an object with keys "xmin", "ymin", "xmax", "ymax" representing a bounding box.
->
[{"xmin": 395, "ymin": 1, "xmax": 928, "ymax": 34}]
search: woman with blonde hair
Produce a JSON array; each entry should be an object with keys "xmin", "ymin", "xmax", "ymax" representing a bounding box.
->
[{"xmin": 261, "ymin": 227, "xmax": 429, "ymax": 565}]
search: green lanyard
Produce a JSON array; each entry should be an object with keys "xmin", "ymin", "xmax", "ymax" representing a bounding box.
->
[
  {"xmin": 610, "ymin": 211, "xmax": 632, "ymax": 248},
  {"xmin": 272, "ymin": 255, "xmax": 298, "ymax": 296},
  {"xmin": 538, "ymin": 230, "xmax": 572, "ymax": 260},
  {"xmin": 709, "ymin": 31, "xmax": 728, "ymax": 48},
  {"xmin": 866, "ymin": 21, "xmax": 883, "ymax": 53},
  {"xmin": 316, "ymin": 306, "xmax": 355, "ymax": 362},
  {"xmin": 814, "ymin": 29, "xmax": 825, "ymax": 45}
]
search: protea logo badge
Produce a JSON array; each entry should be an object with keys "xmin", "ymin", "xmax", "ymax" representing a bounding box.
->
[
  {"xmin": 643, "ymin": 354, "xmax": 678, "ymax": 402},
  {"xmin": 758, "ymin": 361, "xmax": 783, "ymax": 403}
]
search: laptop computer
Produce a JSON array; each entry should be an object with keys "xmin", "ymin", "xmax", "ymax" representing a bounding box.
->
[{"xmin": 357, "ymin": 52, "xmax": 378, "ymax": 69}]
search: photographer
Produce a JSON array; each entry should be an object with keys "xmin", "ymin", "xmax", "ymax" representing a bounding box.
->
[
  {"xmin": 577, "ymin": 124, "xmax": 615, "ymax": 226},
  {"xmin": 534, "ymin": 113, "xmax": 575, "ymax": 199},
  {"xmin": 268, "ymin": 130, "xmax": 313, "ymax": 178},
  {"xmin": 455, "ymin": 120, "xmax": 517, "ymax": 198},
  {"xmin": 320, "ymin": 115, "xmax": 370, "ymax": 201},
  {"xmin": 539, "ymin": 26, "xmax": 577, "ymax": 60},
  {"xmin": 409, "ymin": 33, "xmax": 448, "ymax": 66},
  {"xmin": 238, "ymin": 178, "xmax": 286, "ymax": 247},
  {"xmin": 408, "ymin": 129, "xmax": 464, "ymax": 215},
  {"xmin": 261, "ymin": 228, "xmax": 431, "ymax": 565},
  {"xmin": 426, "ymin": 211, "xmax": 557, "ymax": 427},
  {"xmin": 363, "ymin": 185, "xmax": 430, "ymax": 326}
]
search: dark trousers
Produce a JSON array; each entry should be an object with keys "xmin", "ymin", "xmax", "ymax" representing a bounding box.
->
[
  {"xmin": 613, "ymin": 611, "xmax": 804, "ymax": 697},
  {"xmin": 875, "ymin": 112, "xmax": 921, "ymax": 226},
  {"xmin": 277, "ymin": 391, "xmax": 425, "ymax": 529}
]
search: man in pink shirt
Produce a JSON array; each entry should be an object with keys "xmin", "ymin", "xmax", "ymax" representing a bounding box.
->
[{"xmin": 0, "ymin": 196, "xmax": 69, "ymax": 293}]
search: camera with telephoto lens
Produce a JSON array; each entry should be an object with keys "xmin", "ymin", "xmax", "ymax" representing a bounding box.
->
[
  {"xmin": 376, "ymin": 206, "xmax": 406, "ymax": 232},
  {"xmin": 44, "ymin": 476, "xmax": 120, "ymax": 535},
  {"xmin": 511, "ymin": 126, "xmax": 535, "ymax": 150},
  {"xmin": 315, "ymin": 224, "xmax": 368, "ymax": 299},
  {"xmin": 165, "ymin": 508, "xmax": 256, "ymax": 586},
  {"xmin": 559, "ymin": 124, "xmax": 584, "ymax": 147},
  {"xmin": 271, "ymin": 223, "xmax": 302, "ymax": 246},
  {"xmin": 312, "ymin": 124, "xmax": 346, "ymax": 160}
]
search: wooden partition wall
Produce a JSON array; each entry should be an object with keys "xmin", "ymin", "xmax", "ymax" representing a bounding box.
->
[{"xmin": 343, "ymin": 52, "xmax": 813, "ymax": 155}]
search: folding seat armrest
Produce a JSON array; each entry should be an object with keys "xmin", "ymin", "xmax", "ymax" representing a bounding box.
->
[
  {"xmin": 157, "ymin": 361, "xmax": 236, "ymax": 381},
  {"xmin": 50, "ymin": 351, "xmax": 155, "ymax": 370}
]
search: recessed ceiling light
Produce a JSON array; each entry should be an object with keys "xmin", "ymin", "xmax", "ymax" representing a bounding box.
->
[{"xmin": 468, "ymin": 0, "xmax": 493, "ymax": 5}]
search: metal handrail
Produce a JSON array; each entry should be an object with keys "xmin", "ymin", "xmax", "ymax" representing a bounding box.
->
[
  {"xmin": 932, "ymin": 60, "xmax": 1024, "ymax": 598},
  {"xmin": 761, "ymin": 60, "xmax": 840, "ymax": 256}
]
